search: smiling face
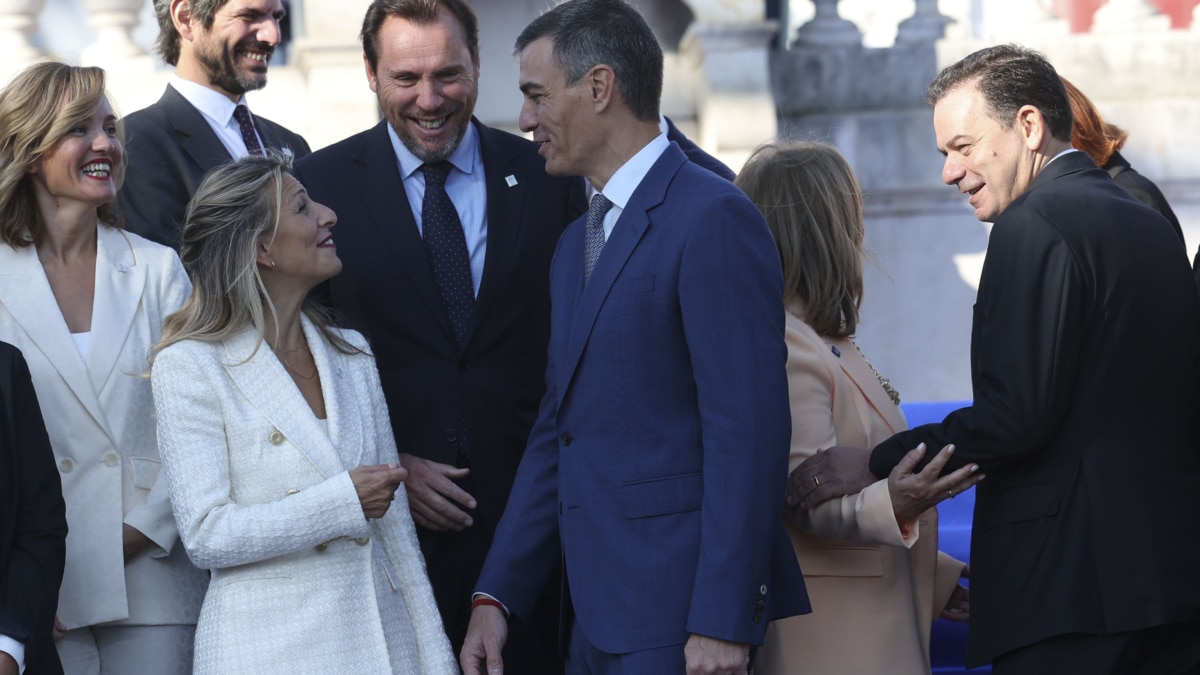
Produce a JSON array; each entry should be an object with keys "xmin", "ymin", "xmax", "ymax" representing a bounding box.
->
[
  {"xmin": 188, "ymin": 0, "xmax": 283, "ymax": 98},
  {"xmin": 517, "ymin": 37, "xmax": 593, "ymax": 180},
  {"xmin": 934, "ymin": 83, "xmax": 1042, "ymax": 223},
  {"xmin": 263, "ymin": 174, "xmax": 341, "ymax": 287},
  {"xmin": 30, "ymin": 97, "xmax": 122, "ymax": 211},
  {"xmin": 366, "ymin": 10, "xmax": 479, "ymax": 163}
]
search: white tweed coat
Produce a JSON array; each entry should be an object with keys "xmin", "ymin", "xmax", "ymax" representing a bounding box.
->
[{"xmin": 151, "ymin": 317, "xmax": 456, "ymax": 675}]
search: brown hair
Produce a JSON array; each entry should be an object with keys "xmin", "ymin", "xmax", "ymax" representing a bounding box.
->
[
  {"xmin": 0, "ymin": 61, "xmax": 123, "ymax": 248},
  {"xmin": 736, "ymin": 141, "xmax": 865, "ymax": 339},
  {"xmin": 1061, "ymin": 76, "xmax": 1127, "ymax": 168}
]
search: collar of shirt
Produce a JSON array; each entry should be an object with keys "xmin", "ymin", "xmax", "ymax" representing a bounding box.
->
[
  {"xmin": 169, "ymin": 75, "xmax": 256, "ymax": 158},
  {"xmin": 595, "ymin": 132, "xmax": 669, "ymax": 241},
  {"xmin": 386, "ymin": 120, "xmax": 481, "ymax": 181},
  {"xmin": 1045, "ymin": 147, "xmax": 1081, "ymax": 168}
]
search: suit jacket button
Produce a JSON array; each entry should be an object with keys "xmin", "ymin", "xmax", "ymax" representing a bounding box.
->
[
  {"xmin": 458, "ymin": 359, "xmax": 469, "ymax": 372},
  {"xmin": 560, "ymin": 432, "xmax": 572, "ymax": 446},
  {"xmin": 269, "ymin": 430, "xmax": 284, "ymax": 446},
  {"xmin": 355, "ymin": 537, "xmax": 369, "ymax": 546},
  {"xmin": 103, "ymin": 452, "xmax": 119, "ymax": 467},
  {"xmin": 760, "ymin": 584, "xmax": 768, "ymax": 595},
  {"xmin": 59, "ymin": 458, "xmax": 74, "ymax": 473},
  {"xmin": 314, "ymin": 543, "xmax": 328, "ymax": 553},
  {"xmin": 445, "ymin": 428, "xmax": 458, "ymax": 442}
]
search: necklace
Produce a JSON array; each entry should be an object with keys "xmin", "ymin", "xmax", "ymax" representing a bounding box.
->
[
  {"xmin": 273, "ymin": 344, "xmax": 317, "ymax": 381},
  {"xmin": 849, "ymin": 339, "xmax": 901, "ymax": 406}
]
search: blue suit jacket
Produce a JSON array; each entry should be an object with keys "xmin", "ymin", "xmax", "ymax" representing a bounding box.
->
[{"xmin": 477, "ymin": 143, "xmax": 809, "ymax": 653}]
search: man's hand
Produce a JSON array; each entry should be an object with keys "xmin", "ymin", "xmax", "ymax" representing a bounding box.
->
[
  {"xmin": 888, "ymin": 443, "xmax": 983, "ymax": 523},
  {"xmin": 122, "ymin": 523, "xmax": 153, "ymax": 562},
  {"xmin": 684, "ymin": 634, "xmax": 749, "ymax": 675},
  {"xmin": 460, "ymin": 603, "xmax": 508, "ymax": 675},
  {"xmin": 787, "ymin": 446, "xmax": 874, "ymax": 510},
  {"xmin": 0, "ymin": 651, "xmax": 18, "ymax": 675},
  {"xmin": 52, "ymin": 616, "xmax": 66, "ymax": 641},
  {"xmin": 942, "ymin": 566, "xmax": 970, "ymax": 622},
  {"xmin": 400, "ymin": 453, "xmax": 476, "ymax": 531},
  {"xmin": 349, "ymin": 463, "xmax": 408, "ymax": 520}
]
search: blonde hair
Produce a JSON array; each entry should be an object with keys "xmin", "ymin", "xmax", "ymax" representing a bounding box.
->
[
  {"xmin": 736, "ymin": 141, "xmax": 865, "ymax": 339},
  {"xmin": 151, "ymin": 151, "xmax": 358, "ymax": 361},
  {"xmin": 0, "ymin": 61, "xmax": 124, "ymax": 248}
]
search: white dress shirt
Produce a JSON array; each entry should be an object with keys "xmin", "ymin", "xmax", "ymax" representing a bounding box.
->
[
  {"xmin": 594, "ymin": 132, "xmax": 670, "ymax": 241},
  {"xmin": 0, "ymin": 635, "xmax": 23, "ymax": 674},
  {"xmin": 168, "ymin": 75, "xmax": 263, "ymax": 160},
  {"xmin": 386, "ymin": 123, "xmax": 488, "ymax": 296}
]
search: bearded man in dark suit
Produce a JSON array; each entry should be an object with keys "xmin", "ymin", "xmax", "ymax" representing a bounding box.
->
[{"xmin": 121, "ymin": 0, "xmax": 310, "ymax": 248}]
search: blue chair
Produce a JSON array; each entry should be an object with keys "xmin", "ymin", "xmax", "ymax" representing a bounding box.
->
[{"xmin": 899, "ymin": 401, "xmax": 991, "ymax": 674}]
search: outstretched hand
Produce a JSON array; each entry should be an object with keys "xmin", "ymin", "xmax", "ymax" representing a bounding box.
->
[
  {"xmin": 888, "ymin": 443, "xmax": 983, "ymax": 523},
  {"xmin": 400, "ymin": 453, "xmax": 477, "ymax": 531},
  {"xmin": 786, "ymin": 446, "xmax": 875, "ymax": 510}
]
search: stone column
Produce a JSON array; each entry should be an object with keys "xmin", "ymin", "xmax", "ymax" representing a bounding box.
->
[
  {"xmin": 80, "ymin": 0, "xmax": 152, "ymax": 67},
  {"xmin": 290, "ymin": 0, "xmax": 378, "ymax": 150},
  {"xmin": 896, "ymin": 0, "xmax": 954, "ymax": 44},
  {"xmin": 680, "ymin": 20, "xmax": 778, "ymax": 170},
  {"xmin": 793, "ymin": 0, "xmax": 862, "ymax": 47},
  {"xmin": 0, "ymin": 0, "xmax": 44, "ymax": 79},
  {"xmin": 1092, "ymin": 0, "xmax": 1170, "ymax": 31}
]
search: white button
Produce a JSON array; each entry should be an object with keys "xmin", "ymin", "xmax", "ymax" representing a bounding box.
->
[
  {"xmin": 103, "ymin": 452, "xmax": 119, "ymax": 467},
  {"xmin": 59, "ymin": 458, "xmax": 74, "ymax": 473}
]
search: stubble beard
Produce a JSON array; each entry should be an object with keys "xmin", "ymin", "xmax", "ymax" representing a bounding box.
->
[{"xmin": 198, "ymin": 38, "xmax": 271, "ymax": 97}]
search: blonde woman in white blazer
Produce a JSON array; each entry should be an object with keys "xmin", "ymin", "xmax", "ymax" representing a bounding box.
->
[
  {"xmin": 0, "ymin": 63, "xmax": 206, "ymax": 673},
  {"xmin": 737, "ymin": 142, "xmax": 983, "ymax": 675},
  {"xmin": 149, "ymin": 152, "xmax": 456, "ymax": 675}
]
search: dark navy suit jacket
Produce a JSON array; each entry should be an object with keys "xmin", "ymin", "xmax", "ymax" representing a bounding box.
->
[{"xmin": 477, "ymin": 142, "xmax": 809, "ymax": 653}]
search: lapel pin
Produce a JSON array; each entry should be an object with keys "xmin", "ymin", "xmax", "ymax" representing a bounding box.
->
[
  {"xmin": 505, "ymin": 175, "xmax": 518, "ymax": 188},
  {"xmin": 830, "ymin": 345, "xmax": 841, "ymax": 357}
]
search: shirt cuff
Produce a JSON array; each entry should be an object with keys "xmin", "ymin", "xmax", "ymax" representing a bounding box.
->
[{"xmin": 0, "ymin": 634, "xmax": 26, "ymax": 675}]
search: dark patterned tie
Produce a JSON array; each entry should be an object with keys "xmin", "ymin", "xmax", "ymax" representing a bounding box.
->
[
  {"xmin": 232, "ymin": 104, "xmax": 264, "ymax": 156},
  {"xmin": 583, "ymin": 192, "xmax": 613, "ymax": 285},
  {"xmin": 420, "ymin": 161, "xmax": 475, "ymax": 345}
]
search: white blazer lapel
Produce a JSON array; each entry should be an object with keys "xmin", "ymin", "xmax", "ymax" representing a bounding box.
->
[
  {"xmin": 302, "ymin": 318, "xmax": 364, "ymax": 470},
  {"xmin": 88, "ymin": 227, "xmax": 148, "ymax": 394},
  {"xmin": 0, "ymin": 241, "xmax": 110, "ymax": 430},
  {"xmin": 221, "ymin": 326, "xmax": 345, "ymax": 479}
]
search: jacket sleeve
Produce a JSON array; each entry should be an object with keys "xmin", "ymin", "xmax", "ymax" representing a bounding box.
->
[
  {"xmin": 151, "ymin": 343, "xmax": 371, "ymax": 570},
  {"xmin": 124, "ymin": 250, "xmax": 194, "ymax": 558},
  {"xmin": 784, "ymin": 326, "xmax": 912, "ymax": 548}
]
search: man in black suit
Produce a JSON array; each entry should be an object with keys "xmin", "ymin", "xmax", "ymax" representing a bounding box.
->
[
  {"xmin": 0, "ymin": 342, "xmax": 67, "ymax": 675},
  {"xmin": 791, "ymin": 45, "xmax": 1200, "ymax": 673},
  {"xmin": 292, "ymin": 1, "xmax": 584, "ymax": 670},
  {"xmin": 121, "ymin": 0, "xmax": 310, "ymax": 248}
]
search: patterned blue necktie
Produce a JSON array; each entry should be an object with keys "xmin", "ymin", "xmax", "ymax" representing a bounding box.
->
[
  {"xmin": 232, "ymin": 104, "xmax": 263, "ymax": 156},
  {"xmin": 420, "ymin": 161, "xmax": 475, "ymax": 345},
  {"xmin": 583, "ymin": 192, "xmax": 613, "ymax": 285}
]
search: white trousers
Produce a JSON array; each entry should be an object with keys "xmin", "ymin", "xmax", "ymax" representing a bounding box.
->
[{"xmin": 57, "ymin": 624, "xmax": 194, "ymax": 675}]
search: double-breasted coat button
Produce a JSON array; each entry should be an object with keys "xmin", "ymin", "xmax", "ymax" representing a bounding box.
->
[
  {"xmin": 103, "ymin": 452, "xmax": 119, "ymax": 467},
  {"xmin": 560, "ymin": 432, "xmax": 573, "ymax": 446},
  {"xmin": 354, "ymin": 537, "xmax": 369, "ymax": 546},
  {"xmin": 445, "ymin": 428, "xmax": 458, "ymax": 442},
  {"xmin": 285, "ymin": 489, "xmax": 300, "ymax": 496},
  {"xmin": 59, "ymin": 458, "xmax": 74, "ymax": 473},
  {"xmin": 269, "ymin": 430, "xmax": 284, "ymax": 446},
  {"xmin": 314, "ymin": 543, "xmax": 328, "ymax": 553}
]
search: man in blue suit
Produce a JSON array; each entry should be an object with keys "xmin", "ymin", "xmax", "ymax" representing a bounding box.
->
[{"xmin": 460, "ymin": 1, "xmax": 808, "ymax": 673}]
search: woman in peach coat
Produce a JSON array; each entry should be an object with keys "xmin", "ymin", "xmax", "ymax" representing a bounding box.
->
[{"xmin": 738, "ymin": 141, "xmax": 981, "ymax": 675}]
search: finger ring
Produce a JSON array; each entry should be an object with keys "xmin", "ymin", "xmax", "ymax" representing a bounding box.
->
[
  {"xmin": 813, "ymin": 475, "xmax": 822, "ymax": 487},
  {"xmin": 946, "ymin": 489, "xmax": 955, "ymax": 499}
]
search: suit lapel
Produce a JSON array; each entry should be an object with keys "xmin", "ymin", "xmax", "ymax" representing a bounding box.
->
[
  {"xmin": 0, "ymin": 241, "xmax": 110, "ymax": 435},
  {"xmin": 351, "ymin": 122, "xmax": 457, "ymax": 346},
  {"xmin": 472, "ymin": 121, "xmax": 524, "ymax": 345},
  {"xmin": 87, "ymin": 227, "xmax": 147, "ymax": 395},
  {"xmin": 162, "ymin": 85, "xmax": 233, "ymax": 172},
  {"xmin": 221, "ymin": 324, "xmax": 344, "ymax": 479},
  {"xmin": 831, "ymin": 337, "xmax": 905, "ymax": 437},
  {"xmin": 556, "ymin": 145, "xmax": 686, "ymax": 395},
  {"xmin": 304, "ymin": 319, "xmax": 364, "ymax": 469}
]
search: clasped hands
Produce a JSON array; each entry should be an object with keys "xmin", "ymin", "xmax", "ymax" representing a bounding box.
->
[{"xmin": 787, "ymin": 443, "xmax": 984, "ymax": 527}]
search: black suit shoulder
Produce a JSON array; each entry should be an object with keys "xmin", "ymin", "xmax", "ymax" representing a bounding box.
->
[{"xmin": 0, "ymin": 342, "xmax": 65, "ymax": 675}]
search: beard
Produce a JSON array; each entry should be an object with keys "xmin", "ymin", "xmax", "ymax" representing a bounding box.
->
[
  {"xmin": 196, "ymin": 38, "xmax": 273, "ymax": 96},
  {"xmin": 382, "ymin": 87, "xmax": 477, "ymax": 163}
]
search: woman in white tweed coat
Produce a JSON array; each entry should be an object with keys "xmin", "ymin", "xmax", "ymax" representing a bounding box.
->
[{"xmin": 150, "ymin": 152, "xmax": 457, "ymax": 675}]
